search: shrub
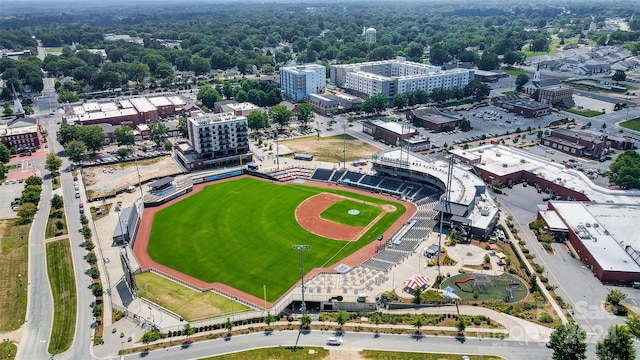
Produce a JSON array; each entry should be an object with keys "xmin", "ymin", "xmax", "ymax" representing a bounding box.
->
[
  {"xmin": 56, "ymin": 220, "xmax": 64, "ymax": 230},
  {"xmin": 538, "ymin": 312, "xmax": 553, "ymax": 323},
  {"xmin": 84, "ymin": 240, "xmax": 95, "ymax": 251},
  {"xmin": 533, "ymin": 263, "xmax": 544, "ymax": 274}
]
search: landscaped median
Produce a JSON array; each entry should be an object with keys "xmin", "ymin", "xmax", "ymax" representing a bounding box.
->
[
  {"xmin": 117, "ymin": 313, "xmax": 507, "ymax": 355},
  {"xmin": 46, "ymin": 238, "xmax": 77, "ymax": 354}
]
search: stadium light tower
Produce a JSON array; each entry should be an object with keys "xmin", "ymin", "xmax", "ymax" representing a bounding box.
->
[{"xmin": 292, "ymin": 245, "xmax": 310, "ymax": 314}]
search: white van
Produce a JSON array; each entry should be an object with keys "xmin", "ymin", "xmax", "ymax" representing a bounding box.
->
[{"xmin": 326, "ymin": 337, "xmax": 343, "ymax": 346}]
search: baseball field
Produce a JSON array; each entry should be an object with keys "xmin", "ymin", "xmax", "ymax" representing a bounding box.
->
[{"xmin": 146, "ymin": 177, "xmax": 405, "ymax": 302}]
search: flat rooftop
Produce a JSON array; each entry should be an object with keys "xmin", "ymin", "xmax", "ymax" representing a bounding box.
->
[
  {"xmin": 148, "ymin": 96, "xmax": 173, "ymax": 107},
  {"xmin": 373, "ymin": 148, "xmax": 484, "ymax": 206},
  {"xmin": 130, "ymin": 98, "xmax": 157, "ymax": 113},
  {"xmin": 67, "ymin": 108, "xmax": 138, "ymax": 124},
  {"xmin": 551, "ymin": 201, "xmax": 640, "ymax": 273},
  {"xmin": 468, "ymin": 145, "xmax": 640, "ymax": 204}
]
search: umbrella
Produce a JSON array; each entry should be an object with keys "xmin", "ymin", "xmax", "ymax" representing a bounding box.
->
[
  {"xmin": 444, "ymin": 285, "xmax": 456, "ymax": 293},
  {"xmin": 403, "ymin": 274, "xmax": 429, "ymax": 290}
]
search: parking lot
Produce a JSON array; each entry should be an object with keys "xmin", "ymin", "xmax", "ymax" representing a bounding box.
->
[{"xmin": 0, "ymin": 181, "xmax": 25, "ymax": 220}]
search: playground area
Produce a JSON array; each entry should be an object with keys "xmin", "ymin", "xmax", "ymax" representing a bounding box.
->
[{"xmin": 442, "ymin": 273, "xmax": 527, "ymax": 302}]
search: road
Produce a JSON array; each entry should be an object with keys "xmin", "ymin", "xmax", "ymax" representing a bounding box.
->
[{"xmin": 122, "ymin": 330, "xmax": 560, "ymax": 360}]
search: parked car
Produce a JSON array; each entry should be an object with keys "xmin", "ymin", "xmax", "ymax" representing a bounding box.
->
[{"xmin": 326, "ymin": 337, "xmax": 343, "ymax": 346}]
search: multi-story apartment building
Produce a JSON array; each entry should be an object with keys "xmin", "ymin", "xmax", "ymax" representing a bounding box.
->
[
  {"xmin": 280, "ymin": 64, "xmax": 326, "ymax": 102},
  {"xmin": 177, "ymin": 112, "xmax": 250, "ymax": 169},
  {"xmin": 330, "ymin": 59, "xmax": 474, "ymax": 98},
  {"xmin": 0, "ymin": 116, "xmax": 40, "ymax": 153}
]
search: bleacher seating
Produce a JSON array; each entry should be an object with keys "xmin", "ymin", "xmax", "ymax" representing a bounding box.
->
[
  {"xmin": 360, "ymin": 175, "xmax": 382, "ymax": 186},
  {"xmin": 342, "ymin": 171, "xmax": 364, "ymax": 183},
  {"xmin": 330, "ymin": 170, "xmax": 345, "ymax": 182},
  {"xmin": 311, "ymin": 168, "xmax": 334, "ymax": 181},
  {"xmin": 379, "ymin": 178, "xmax": 403, "ymax": 192}
]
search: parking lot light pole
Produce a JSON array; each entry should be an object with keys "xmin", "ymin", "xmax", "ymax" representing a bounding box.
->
[{"xmin": 292, "ymin": 245, "xmax": 310, "ymax": 314}]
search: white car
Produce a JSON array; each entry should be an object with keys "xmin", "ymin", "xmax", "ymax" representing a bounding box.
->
[{"xmin": 326, "ymin": 337, "xmax": 343, "ymax": 346}]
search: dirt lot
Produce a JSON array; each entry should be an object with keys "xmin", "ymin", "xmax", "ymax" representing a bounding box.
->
[
  {"xmin": 82, "ymin": 156, "xmax": 182, "ymax": 198},
  {"xmin": 280, "ymin": 135, "xmax": 380, "ymax": 163}
]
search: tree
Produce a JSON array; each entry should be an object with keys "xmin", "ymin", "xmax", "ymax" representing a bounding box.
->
[
  {"xmin": 609, "ymin": 150, "xmax": 640, "ymax": 189},
  {"xmin": 612, "ymin": 70, "xmax": 626, "ymax": 83},
  {"xmin": 17, "ymin": 203, "xmax": 37, "ymax": 223},
  {"xmin": 224, "ymin": 317, "xmax": 233, "ymax": 334},
  {"xmin": 197, "ymin": 85, "xmax": 222, "ymax": 109},
  {"xmin": 2, "ymin": 103, "xmax": 13, "ymax": 116},
  {"xmin": 114, "ymin": 126, "xmax": 135, "ymax": 147},
  {"xmin": 412, "ymin": 317, "xmax": 424, "ymax": 334},
  {"xmin": 392, "ymin": 93, "xmax": 408, "ymax": 109},
  {"xmin": 456, "ymin": 318, "xmax": 466, "ymax": 335},
  {"xmin": 51, "ymin": 194, "xmax": 64, "ymax": 210},
  {"xmin": 247, "ymin": 110, "xmax": 269, "ymax": 132},
  {"xmin": 45, "ymin": 153, "xmax": 62, "ymax": 175},
  {"xmin": 25, "ymin": 176, "xmax": 42, "ymax": 186},
  {"xmin": 464, "ymin": 80, "xmax": 490, "ymax": 102},
  {"xmin": 77, "ymin": 125, "xmax": 105, "ymax": 153},
  {"xmin": 0, "ymin": 163, "xmax": 7, "ymax": 179},
  {"xmin": 57, "ymin": 124, "xmax": 79, "ymax": 146},
  {"xmin": 300, "ymin": 313, "xmax": 312, "ymax": 329},
  {"xmin": 148, "ymin": 121, "xmax": 169, "ymax": 147},
  {"xmin": 296, "ymin": 103, "xmax": 314, "ymax": 128},
  {"xmin": 141, "ymin": 330, "xmax": 160, "ymax": 350},
  {"xmin": 336, "ymin": 310, "xmax": 348, "ymax": 329},
  {"xmin": 516, "ymin": 74, "xmax": 530, "ymax": 92},
  {"xmin": 0, "ymin": 143, "xmax": 10, "ymax": 163},
  {"xmin": 460, "ymin": 118, "xmax": 471, "ymax": 132},
  {"xmin": 191, "ymin": 55, "xmax": 211, "ymax": 75},
  {"xmin": 178, "ymin": 117, "xmax": 189, "ymax": 138},
  {"xmin": 269, "ymin": 105, "xmax": 292, "ymax": 129},
  {"xmin": 183, "ymin": 323, "xmax": 195, "ymax": 342},
  {"xmin": 478, "ymin": 51, "xmax": 500, "ymax": 71},
  {"xmin": 92, "ymin": 283, "xmax": 103, "ymax": 297},
  {"xmin": 88, "ymin": 267, "xmax": 100, "ymax": 279},
  {"xmin": 503, "ymin": 51, "xmax": 522, "ymax": 67},
  {"xmin": 596, "ymin": 325, "xmax": 636, "ymax": 360},
  {"xmin": 549, "ymin": 323, "xmax": 587, "ymax": 360},
  {"xmin": 65, "ymin": 140, "xmax": 88, "ymax": 163},
  {"xmin": 625, "ymin": 312, "xmax": 640, "ymax": 338},
  {"xmin": 264, "ymin": 312, "xmax": 276, "ymax": 329},
  {"xmin": 528, "ymin": 274, "xmax": 538, "ymax": 292},
  {"xmin": 362, "ymin": 93, "xmax": 387, "ymax": 113},
  {"xmin": 370, "ymin": 312, "xmax": 382, "ymax": 332}
]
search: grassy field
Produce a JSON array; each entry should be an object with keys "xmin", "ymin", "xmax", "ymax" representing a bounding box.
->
[
  {"xmin": 442, "ymin": 274, "xmax": 527, "ymax": 302},
  {"xmin": 361, "ymin": 350, "xmax": 504, "ymax": 360},
  {"xmin": 45, "ymin": 207, "xmax": 68, "ymax": 239},
  {"xmin": 565, "ymin": 108, "xmax": 603, "ymax": 117},
  {"xmin": 203, "ymin": 347, "xmax": 329, "ymax": 359},
  {"xmin": 200, "ymin": 348, "xmax": 503, "ymax": 360},
  {"xmin": 148, "ymin": 178, "xmax": 405, "ymax": 301},
  {"xmin": 46, "ymin": 239, "xmax": 76, "ymax": 354},
  {"xmin": 0, "ymin": 220, "xmax": 28, "ymax": 332},
  {"xmin": 45, "ymin": 47, "xmax": 63, "ymax": 53},
  {"xmin": 133, "ymin": 272, "xmax": 251, "ymax": 321},
  {"xmin": 281, "ymin": 134, "xmax": 381, "ymax": 163},
  {"xmin": 0, "ymin": 342, "xmax": 16, "ymax": 360},
  {"xmin": 502, "ymin": 68, "xmax": 527, "ymax": 76},
  {"xmin": 320, "ymin": 199, "xmax": 382, "ymax": 227},
  {"xmin": 619, "ymin": 117, "xmax": 640, "ymax": 131}
]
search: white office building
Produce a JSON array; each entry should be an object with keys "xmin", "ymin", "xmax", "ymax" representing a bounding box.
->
[
  {"xmin": 280, "ymin": 64, "xmax": 326, "ymax": 102},
  {"xmin": 331, "ymin": 59, "xmax": 474, "ymax": 98}
]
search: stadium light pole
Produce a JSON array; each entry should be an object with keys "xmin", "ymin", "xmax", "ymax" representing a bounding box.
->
[
  {"xmin": 293, "ymin": 245, "xmax": 310, "ymax": 314},
  {"xmin": 343, "ymin": 120, "xmax": 346, "ymax": 169}
]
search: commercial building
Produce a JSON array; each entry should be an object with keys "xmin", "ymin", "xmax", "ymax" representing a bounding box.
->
[
  {"xmin": 176, "ymin": 112, "xmax": 251, "ymax": 170},
  {"xmin": 540, "ymin": 129, "xmax": 634, "ymax": 159},
  {"xmin": 280, "ymin": 64, "xmax": 326, "ymax": 102},
  {"xmin": 64, "ymin": 95, "xmax": 189, "ymax": 127},
  {"xmin": 305, "ymin": 93, "xmax": 338, "ymax": 116},
  {"xmin": 0, "ymin": 116, "xmax": 40, "ymax": 152},
  {"xmin": 362, "ymin": 120, "xmax": 418, "ymax": 145},
  {"xmin": 330, "ymin": 59, "xmax": 474, "ymax": 98},
  {"xmin": 407, "ymin": 107, "xmax": 460, "ymax": 133},
  {"xmin": 538, "ymin": 85, "xmax": 574, "ymax": 106},
  {"xmin": 540, "ymin": 201, "xmax": 640, "ymax": 283},
  {"xmin": 491, "ymin": 95, "xmax": 552, "ymax": 118}
]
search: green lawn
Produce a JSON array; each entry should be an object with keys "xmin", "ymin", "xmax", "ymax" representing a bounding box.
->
[
  {"xmin": 46, "ymin": 239, "xmax": 76, "ymax": 354},
  {"xmin": 134, "ymin": 272, "xmax": 251, "ymax": 321},
  {"xmin": 148, "ymin": 178, "xmax": 405, "ymax": 301},
  {"xmin": 0, "ymin": 220, "xmax": 29, "ymax": 331},
  {"xmin": 619, "ymin": 117, "xmax": 640, "ymax": 131},
  {"xmin": 0, "ymin": 342, "xmax": 16, "ymax": 360},
  {"xmin": 320, "ymin": 199, "xmax": 381, "ymax": 227},
  {"xmin": 502, "ymin": 68, "xmax": 527, "ymax": 76},
  {"xmin": 565, "ymin": 108, "xmax": 603, "ymax": 118},
  {"xmin": 441, "ymin": 273, "xmax": 527, "ymax": 302},
  {"xmin": 204, "ymin": 347, "xmax": 329, "ymax": 359},
  {"xmin": 361, "ymin": 351, "xmax": 504, "ymax": 360},
  {"xmin": 45, "ymin": 207, "xmax": 68, "ymax": 239}
]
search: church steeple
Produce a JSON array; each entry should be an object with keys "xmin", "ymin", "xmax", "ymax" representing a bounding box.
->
[
  {"xmin": 11, "ymin": 84, "xmax": 24, "ymax": 117},
  {"xmin": 532, "ymin": 62, "xmax": 541, "ymax": 84}
]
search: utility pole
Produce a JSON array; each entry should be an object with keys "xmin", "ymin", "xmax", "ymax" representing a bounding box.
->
[
  {"xmin": 292, "ymin": 245, "xmax": 310, "ymax": 314},
  {"xmin": 343, "ymin": 120, "xmax": 346, "ymax": 169}
]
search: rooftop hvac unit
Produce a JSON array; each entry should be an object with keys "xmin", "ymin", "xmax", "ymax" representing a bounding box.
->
[
  {"xmin": 585, "ymin": 223, "xmax": 591, "ymax": 227},
  {"xmin": 496, "ymin": 153, "xmax": 502, "ymax": 157},
  {"xmin": 594, "ymin": 223, "xmax": 599, "ymax": 228},
  {"xmin": 502, "ymin": 163, "xmax": 508, "ymax": 168}
]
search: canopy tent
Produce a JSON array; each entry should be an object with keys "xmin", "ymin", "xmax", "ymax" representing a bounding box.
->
[{"xmin": 403, "ymin": 274, "xmax": 429, "ymax": 290}]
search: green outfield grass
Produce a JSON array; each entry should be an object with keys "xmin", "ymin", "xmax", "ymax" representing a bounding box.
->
[
  {"xmin": 320, "ymin": 199, "xmax": 382, "ymax": 227},
  {"xmin": 147, "ymin": 178, "xmax": 405, "ymax": 302}
]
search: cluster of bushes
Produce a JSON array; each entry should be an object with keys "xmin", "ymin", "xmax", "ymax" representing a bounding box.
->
[{"xmin": 16, "ymin": 176, "xmax": 43, "ymax": 224}]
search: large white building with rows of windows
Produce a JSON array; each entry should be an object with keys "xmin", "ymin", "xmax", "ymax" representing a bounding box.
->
[
  {"xmin": 280, "ymin": 64, "xmax": 326, "ymax": 102},
  {"xmin": 330, "ymin": 59, "xmax": 474, "ymax": 98},
  {"xmin": 176, "ymin": 112, "xmax": 250, "ymax": 170}
]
